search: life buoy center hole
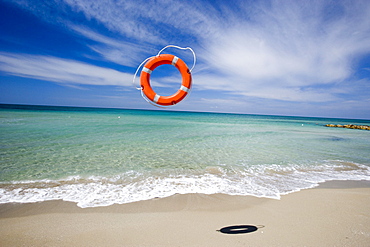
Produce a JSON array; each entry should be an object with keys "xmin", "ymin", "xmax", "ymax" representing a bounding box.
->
[{"xmin": 150, "ymin": 64, "xmax": 183, "ymax": 97}]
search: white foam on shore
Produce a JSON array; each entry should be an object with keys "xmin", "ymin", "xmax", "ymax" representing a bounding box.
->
[{"xmin": 0, "ymin": 160, "xmax": 369, "ymax": 208}]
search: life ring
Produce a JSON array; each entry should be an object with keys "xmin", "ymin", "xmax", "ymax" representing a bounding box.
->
[{"xmin": 140, "ymin": 54, "xmax": 192, "ymax": 106}]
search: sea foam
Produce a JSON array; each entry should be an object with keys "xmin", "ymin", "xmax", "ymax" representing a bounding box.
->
[{"xmin": 1, "ymin": 160, "xmax": 369, "ymax": 208}]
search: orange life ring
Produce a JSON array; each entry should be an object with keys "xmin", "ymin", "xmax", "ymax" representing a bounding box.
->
[{"xmin": 140, "ymin": 54, "xmax": 192, "ymax": 106}]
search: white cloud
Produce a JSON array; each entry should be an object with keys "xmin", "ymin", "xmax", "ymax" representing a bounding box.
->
[
  {"xmin": 193, "ymin": 73, "xmax": 337, "ymax": 103},
  {"xmin": 205, "ymin": 1, "xmax": 370, "ymax": 82},
  {"xmin": 62, "ymin": 0, "xmax": 164, "ymax": 43},
  {"xmin": 69, "ymin": 25, "xmax": 153, "ymax": 66},
  {"xmin": 239, "ymin": 87, "xmax": 338, "ymax": 103},
  {"xmin": 9, "ymin": 0, "xmax": 164, "ymax": 43},
  {"xmin": 0, "ymin": 52, "xmax": 133, "ymax": 86},
  {"xmin": 194, "ymin": 0, "xmax": 370, "ymax": 102},
  {"xmin": 6, "ymin": 0, "xmax": 370, "ymax": 106}
]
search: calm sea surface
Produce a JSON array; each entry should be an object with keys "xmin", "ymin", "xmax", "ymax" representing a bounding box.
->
[{"xmin": 1, "ymin": 104, "xmax": 369, "ymax": 207}]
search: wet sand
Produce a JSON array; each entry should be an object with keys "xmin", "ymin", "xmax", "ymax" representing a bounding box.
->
[{"xmin": 1, "ymin": 181, "xmax": 369, "ymax": 246}]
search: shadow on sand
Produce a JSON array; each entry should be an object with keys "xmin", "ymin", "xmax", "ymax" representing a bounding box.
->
[{"xmin": 217, "ymin": 225, "xmax": 260, "ymax": 234}]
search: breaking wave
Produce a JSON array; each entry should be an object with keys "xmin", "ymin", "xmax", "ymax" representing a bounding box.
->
[{"xmin": 1, "ymin": 160, "xmax": 369, "ymax": 208}]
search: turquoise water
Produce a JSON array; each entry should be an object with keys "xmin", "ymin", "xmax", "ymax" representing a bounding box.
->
[{"xmin": 1, "ymin": 104, "xmax": 370, "ymax": 207}]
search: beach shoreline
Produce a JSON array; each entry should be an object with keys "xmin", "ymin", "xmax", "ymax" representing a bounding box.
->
[{"xmin": 1, "ymin": 180, "xmax": 369, "ymax": 246}]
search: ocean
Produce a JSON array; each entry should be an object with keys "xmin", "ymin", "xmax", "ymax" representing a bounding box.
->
[{"xmin": 1, "ymin": 104, "xmax": 369, "ymax": 208}]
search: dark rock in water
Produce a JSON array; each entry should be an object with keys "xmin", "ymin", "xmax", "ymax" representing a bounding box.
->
[
  {"xmin": 329, "ymin": 136, "xmax": 345, "ymax": 141},
  {"xmin": 325, "ymin": 124, "xmax": 370, "ymax": 130}
]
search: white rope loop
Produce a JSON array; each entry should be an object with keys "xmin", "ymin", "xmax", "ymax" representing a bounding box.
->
[
  {"xmin": 156, "ymin": 45, "xmax": 196, "ymax": 72},
  {"xmin": 132, "ymin": 57, "xmax": 152, "ymax": 90},
  {"xmin": 132, "ymin": 45, "xmax": 196, "ymax": 107}
]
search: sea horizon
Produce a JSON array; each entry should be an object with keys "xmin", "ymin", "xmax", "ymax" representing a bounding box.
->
[{"xmin": 1, "ymin": 103, "xmax": 370, "ymax": 122}]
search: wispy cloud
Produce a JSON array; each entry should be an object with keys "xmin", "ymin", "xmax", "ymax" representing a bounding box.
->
[
  {"xmin": 69, "ymin": 25, "xmax": 153, "ymax": 66},
  {"xmin": 0, "ymin": 52, "xmax": 132, "ymax": 86},
  {"xmin": 195, "ymin": 0, "xmax": 370, "ymax": 102},
  {"xmin": 11, "ymin": 0, "xmax": 163, "ymax": 44},
  {"xmin": 5, "ymin": 0, "xmax": 370, "ymax": 107},
  {"xmin": 206, "ymin": 1, "xmax": 370, "ymax": 82},
  {"xmin": 64, "ymin": 0, "xmax": 163, "ymax": 43}
]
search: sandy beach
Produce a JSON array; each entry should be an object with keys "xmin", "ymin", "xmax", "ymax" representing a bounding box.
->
[{"xmin": 1, "ymin": 181, "xmax": 369, "ymax": 247}]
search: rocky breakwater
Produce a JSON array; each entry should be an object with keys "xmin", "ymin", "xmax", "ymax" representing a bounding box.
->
[{"xmin": 325, "ymin": 124, "xmax": 370, "ymax": 130}]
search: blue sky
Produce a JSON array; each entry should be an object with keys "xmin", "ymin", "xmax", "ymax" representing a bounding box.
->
[{"xmin": 1, "ymin": 0, "xmax": 370, "ymax": 119}]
